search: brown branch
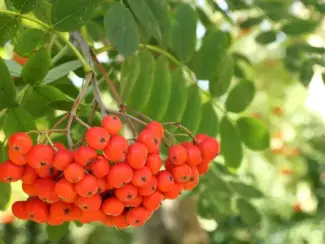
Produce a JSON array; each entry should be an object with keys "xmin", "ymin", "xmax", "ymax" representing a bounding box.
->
[
  {"xmin": 161, "ymin": 122, "xmax": 197, "ymax": 143},
  {"xmin": 88, "ymin": 98, "xmax": 98, "ymax": 126},
  {"xmin": 75, "ymin": 116, "xmax": 91, "ymax": 129}
]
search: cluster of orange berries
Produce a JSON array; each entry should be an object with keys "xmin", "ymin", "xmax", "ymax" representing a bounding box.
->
[{"xmin": 1, "ymin": 115, "xmax": 220, "ymax": 228}]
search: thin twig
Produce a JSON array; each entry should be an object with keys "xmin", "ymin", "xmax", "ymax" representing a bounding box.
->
[
  {"xmin": 44, "ymin": 132, "xmax": 58, "ymax": 151},
  {"xmin": 75, "ymin": 116, "xmax": 91, "ymax": 129},
  {"xmin": 162, "ymin": 122, "xmax": 197, "ymax": 143},
  {"xmin": 27, "ymin": 129, "xmax": 67, "ymax": 134},
  {"xmin": 88, "ymin": 99, "xmax": 98, "ymax": 126},
  {"xmin": 120, "ymin": 104, "xmax": 152, "ymax": 122},
  {"xmin": 92, "ymin": 75, "xmax": 107, "ymax": 116}
]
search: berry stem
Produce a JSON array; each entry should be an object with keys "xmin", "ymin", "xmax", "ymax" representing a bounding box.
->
[
  {"xmin": 75, "ymin": 116, "xmax": 91, "ymax": 129},
  {"xmin": 27, "ymin": 129, "xmax": 67, "ymax": 134},
  {"xmin": 120, "ymin": 104, "xmax": 152, "ymax": 122},
  {"xmin": 44, "ymin": 132, "xmax": 58, "ymax": 151},
  {"xmin": 161, "ymin": 122, "xmax": 197, "ymax": 144}
]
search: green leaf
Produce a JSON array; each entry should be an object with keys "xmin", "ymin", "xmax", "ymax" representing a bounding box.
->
[
  {"xmin": 180, "ymin": 85, "xmax": 202, "ymax": 135},
  {"xmin": 47, "ymin": 100, "xmax": 75, "ymax": 111},
  {"xmin": 22, "ymin": 47, "xmax": 51, "ymax": 84},
  {"xmin": 145, "ymin": 0, "xmax": 171, "ymax": 47},
  {"xmin": 225, "ymin": 80, "xmax": 255, "ymax": 113},
  {"xmin": 0, "ymin": 14, "xmax": 21, "ymax": 46},
  {"xmin": 282, "ymin": 19, "xmax": 318, "ymax": 36},
  {"xmin": 161, "ymin": 67, "xmax": 188, "ymax": 123},
  {"xmin": 220, "ymin": 117, "xmax": 243, "ymax": 169},
  {"xmin": 44, "ymin": 60, "xmax": 83, "ymax": 84},
  {"xmin": 127, "ymin": 51, "xmax": 155, "ymax": 111},
  {"xmin": 196, "ymin": 7, "xmax": 214, "ymax": 29},
  {"xmin": 0, "ymin": 143, "xmax": 9, "ymax": 162},
  {"xmin": 209, "ymin": 53, "xmax": 234, "ymax": 97},
  {"xmin": 237, "ymin": 198, "xmax": 262, "ymax": 227},
  {"xmin": 34, "ymin": 85, "xmax": 71, "ymax": 101},
  {"xmin": 299, "ymin": 61, "xmax": 314, "ymax": 87},
  {"xmin": 51, "ymin": 77, "xmax": 79, "ymax": 98},
  {"xmin": 0, "ymin": 58, "xmax": 16, "ymax": 111},
  {"xmin": 228, "ymin": 181, "xmax": 264, "ymax": 198},
  {"xmin": 127, "ymin": 0, "xmax": 161, "ymax": 42},
  {"xmin": 4, "ymin": 60, "xmax": 22, "ymax": 77},
  {"xmin": 190, "ymin": 30, "xmax": 228, "ymax": 80},
  {"xmin": 196, "ymin": 102, "xmax": 219, "ymax": 137},
  {"xmin": 34, "ymin": 0, "xmax": 52, "ymax": 24},
  {"xmin": 103, "ymin": 2, "xmax": 139, "ymax": 56},
  {"xmin": 239, "ymin": 17, "xmax": 264, "ymax": 28},
  {"xmin": 0, "ymin": 182, "xmax": 11, "ymax": 210},
  {"xmin": 120, "ymin": 55, "xmax": 140, "ymax": 102},
  {"xmin": 255, "ymin": 30, "xmax": 277, "ymax": 45},
  {"xmin": 236, "ymin": 116, "xmax": 270, "ymax": 151},
  {"xmin": 3, "ymin": 107, "xmax": 36, "ymax": 138},
  {"xmin": 7, "ymin": 0, "xmax": 36, "ymax": 13},
  {"xmin": 143, "ymin": 56, "xmax": 172, "ymax": 121},
  {"xmin": 170, "ymin": 3, "xmax": 197, "ymax": 62},
  {"xmin": 46, "ymin": 222, "xmax": 69, "ymax": 241},
  {"xmin": 51, "ymin": 0, "xmax": 100, "ymax": 31},
  {"xmin": 14, "ymin": 28, "xmax": 49, "ymax": 57}
]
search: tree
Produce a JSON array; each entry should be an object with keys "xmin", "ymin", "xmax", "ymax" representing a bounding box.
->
[{"xmin": 0, "ymin": 0, "xmax": 325, "ymax": 243}]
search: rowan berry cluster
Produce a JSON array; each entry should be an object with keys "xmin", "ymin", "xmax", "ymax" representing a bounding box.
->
[{"xmin": 0, "ymin": 115, "xmax": 220, "ymax": 228}]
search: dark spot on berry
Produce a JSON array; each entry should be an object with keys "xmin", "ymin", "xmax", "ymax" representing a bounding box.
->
[
  {"xmin": 152, "ymin": 186, "xmax": 156, "ymax": 191},
  {"xmin": 40, "ymin": 161, "xmax": 47, "ymax": 166},
  {"xmin": 83, "ymin": 205, "xmax": 88, "ymax": 210},
  {"xmin": 135, "ymin": 219, "xmax": 140, "ymax": 224},
  {"xmin": 6, "ymin": 177, "xmax": 12, "ymax": 182},
  {"xmin": 112, "ymin": 116, "xmax": 117, "ymax": 120},
  {"xmin": 99, "ymin": 137, "xmax": 106, "ymax": 143},
  {"xmin": 189, "ymin": 177, "xmax": 194, "ymax": 182},
  {"xmin": 87, "ymin": 191, "xmax": 93, "ymax": 196},
  {"xmin": 63, "ymin": 208, "xmax": 71, "ymax": 215},
  {"xmin": 140, "ymin": 176, "xmax": 147, "ymax": 182},
  {"xmin": 168, "ymin": 176, "xmax": 173, "ymax": 181},
  {"xmin": 127, "ymin": 193, "xmax": 133, "ymax": 199},
  {"xmin": 13, "ymin": 145, "xmax": 20, "ymax": 151}
]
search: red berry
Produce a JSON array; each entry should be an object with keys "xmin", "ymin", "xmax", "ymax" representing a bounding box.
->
[
  {"xmin": 97, "ymin": 178, "xmax": 106, "ymax": 193},
  {"xmin": 172, "ymin": 164, "xmax": 192, "ymax": 183},
  {"xmin": 164, "ymin": 160, "xmax": 173, "ymax": 173},
  {"xmin": 12, "ymin": 201, "xmax": 28, "ymax": 220},
  {"xmin": 36, "ymin": 164, "xmax": 58, "ymax": 178},
  {"xmin": 21, "ymin": 166, "xmax": 38, "ymax": 184},
  {"xmin": 88, "ymin": 156, "xmax": 110, "ymax": 178},
  {"xmin": 8, "ymin": 150, "xmax": 27, "ymax": 165},
  {"xmin": 197, "ymin": 160, "xmax": 209, "ymax": 175},
  {"xmin": 22, "ymin": 183, "xmax": 37, "ymax": 196},
  {"xmin": 106, "ymin": 163, "xmax": 133, "ymax": 188},
  {"xmin": 195, "ymin": 134, "xmax": 208, "ymax": 144},
  {"xmin": 47, "ymin": 214, "xmax": 64, "ymax": 226},
  {"xmin": 53, "ymin": 142, "xmax": 66, "ymax": 151},
  {"xmin": 103, "ymin": 135, "xmax": 128, "ymax": 162},
  {"xmin": 137, "ymin": 129, "xmax": 160, "ymax": 153},
  {"xmin": 156, "ymin": 170, "xmax": 174, "ymax": 192},
  {"xmin": 75, "ymin": 194, "xmax": 102, "ymax": 212},
  {"xmin": 168, "ymin": 145, "xmax": 187, "ymax": 165},
  {"xmin": 101, "ymin": 115, "xmax": 123, "ymax": 135},
  {"xmin": 50, "ymin": 201, "xmax": 81, "ymax": 221},
  {"xmin": 139, "ymin": 176, "xmax": 157, "ymax": 196},
  {"xmin": 145, "ymin": 154, "xmax": 162, "ymax": 175},
  {"xmin": 55, "ymin": 178, "xmax": 77, "ymax": 203},
  {"xmin": 181, "ymin": 142, "xmax": 202, "ymax": 166},
  {"xmin": 111, "ymin": 213, "xmax": 129, "ymax": 229},
  {"xmin": 183, "ymin": 167, "xmax": 199, "ymax": 190},
  {"xmin": 8, "ymin": 132, "xmax": 33, "ymax": 154},
  {"xmin": 85, "ymin": 126, "xmax": 110, "ymax": 150},
  {"xmin": 127, "ymin": 142, "xmax": 148, "ymax": 169},
  {"xmin": 64, "ymin": 163, "xmax": 85, "ymax": 183},
  {"xmin": 132, "ymin": 166, "xmax": 152, "ymax": 187},
  {"xmin": 126, "ymin": 207, "xmax": 149, "ymax": 226},
  {"xmin": 80, "ymin": 210, "xmax": 106, "ymax": 223},
  {"xmin": 102, "ymin": 197, "xmax": 124, "ymax": 216},
  {"xmin": 146, "ymin": 121, "xmax": 164, "ymax": 139},
  {"xmin": 74, "ymin": 146, "xmax": 97, "ymax": 166},
  {"xmin": 143, "ymin": 191, "xmax": 164, "ymax": 212},
  {"xmin": 125, "ymin": 195, "xmax": 143, "ymax": 207},
  {"xmin": 53, "ymin": 150, "xmax": 74, "ymax": 170},
  {"xmin": 75, "ymin": 174, "xmax": 98, "ymax": 197},
  {"xmin": 0, "ymin": 161, "xmax": 24, "ymax": 182},
  {"xmin": 198, "ymin": 137, "xmax": 220, "ymax": 160},
  {"xmin": 27, "ymin": 144, "xmax": 54, "ymax": 168},
  {"xmin": 25, "ymin": 198, "xmax": 49, "ymax": 223},
  {"xmin": 115, "ymin": 183, "xmax": 138, "ymax": 202},
  {"xmin": 34, "ymin": 178, "xmax": 59, "ymax": 203},
  {"xmin": 163, "ymin": 183, "xmax": 183, "ymax": 199}
]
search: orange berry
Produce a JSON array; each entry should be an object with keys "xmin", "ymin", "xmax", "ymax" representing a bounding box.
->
[
  {"xmin": 125, "ymin": 195, "xmax": 143, "ymax": 207},
  {"xmin": 132, "ymin": 166, "xmax": 152, "ymax": 187},
  {"xmin": 106, "ymin": 163, "xmax": 133, "ymax": 188},
  {"xmin": 36, "ymin": 164, "xmax": 58, "ymax": 179},
  {"xmin": 137, "ymin": 129, "xmax": 160, "ymax": 153},
  {"xmin": 34, "ymin": 178, "xmax": 59, "ymax": 203},
  {"xmin": 156, "ymin": 170, "xmax": 174, "ymax": 192},
  {"xmin": 172, "ymin": 164, "xmax": 192, "ymax": 183},
  {"xmin": 75, "ymin": 174, "xmax": 98, "ymax": 197},
  {"xmin": 195, "ymin": 134, "xmax": 208, "ymax": 144},
  {"xmin": 21, "ymin": 166, "xmax": 38, "ymax": 184},
  {"xmin": 163, "ymin": 183, "xmax": 183, "ymax": 199},
  {"xmin": 80, "ymin": 210, "xmax": 106, "ymax": 222},
  {"xmin": 27, "ymin": 144, "xmax": 54, "ymax": 168},
  {"xmin": 126, "ymin": 207, "xmax": 149, "ymax": 226},
  {"xmin": 181, "ymin": 142, "xmax": 202, "ymax": 166},
  {"xmin": 145, "ymin": 154, "xmax": 162, "ymax": 175},
  {"xmin": 97, "ymin": 177, "xmax": 106, "ymax": 193},
  {"xmin": 74, "ymin": 146, "xmax": 97, "ymax": 166},
  {"xmin": 50, "ymin": 201, "xmax": 81, "ymax": 221},
  {"xmin": 55, "ymin": 178, "xmax": 77, "ymax": 203},
  {"xmin": 25, "ymin": 198, "xmax": 49, "ymax": 223},
  {"xmin": 85, "ymin": 126, "xmax": 110, "ymax": 150},
  {"xmin": 111, "ymin": 212, "xmax": 129, "ymax": 229},
  {"xmin": 198, "ymin": 137, "xmax": 220, "ymax": 160},
  {"xmin": 75, "ymin": 194, "xmax": 102, "ymax": 212},
  {"xmin": 102, "ymin": 197, "xmax": 124, "ymax": 216},
  {"xmin": 146, "ymin": 121, "xmax": 164, "ymax": 139},
  {"xmin": 127, "ymin": 142, "xmax": 148, "ymax": 169},
  {"xmin": 183, "ymin": 167, "xmax": 199, "ymax": 190},
  {"xmin": 139, "ymin": 176, "xmax": 157, "ymax": 196},
  {"xmin": 88, "ymin": 156, "xmax": 110, "ymax": 178},
  {"xmin": 47, "ymin": 214, "xmax": 64, "ymax": 226},
  {"xmin": 197, "ymin": 160, "xmax": 209, "ymax": 175},
  {"xmin": 101, "ymin": 115, "xmax": 123, "ymax": 135},
  {"xmin": 103, "ymin": 135, "xmax": 128, "ymax": 162},
  {"xmin": 53, "ymin": 142, "xmax": 66, "ymax": 151},
  {"xmin": 8, "ymin": 150, "xmax": 27, "ymax": 165},
  {"xmin": 53, "ymin": 149, "xmax": 74, "ymax": 170},
  {"xmin": 0, "ymin": 160, "xmax": 24, "ymax": 182},
  {"xmin": 143, "ymin": 191, "xmax": 164, "ymax": 212},
  {"xmin": 22, "ymin": 183, "xmax": 37, "ymax": 196},
  {"xmin": 12, "ymin": 201, "xmax": 28, "ymax": 220},
  {"xmin": 64, "ymin": 163, "xmax": 85, "ymax": 183},
  {"xmin": 8, "ymin": 132, "xmax": 33, "ymax": 154},
  {"xmin": 115, "ymin": 183, "xmax": 138, "ymax": 202},
  {"xmin": 168, "ymin": 145, "xmax": 187, "ymax": 165}
]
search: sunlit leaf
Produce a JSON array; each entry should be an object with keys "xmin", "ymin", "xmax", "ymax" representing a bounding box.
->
[{"xmin": 0, "ymin": 58, "xmax": 16, "ymax": 111}]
